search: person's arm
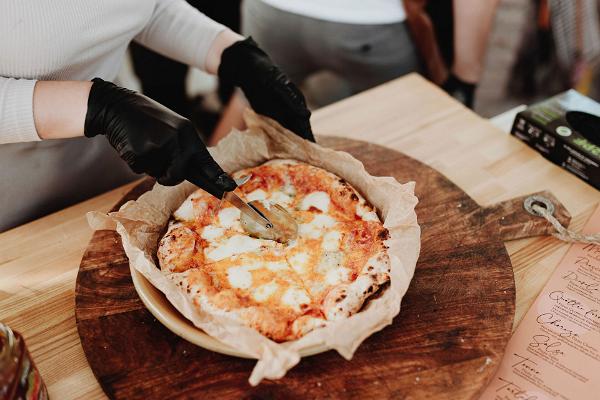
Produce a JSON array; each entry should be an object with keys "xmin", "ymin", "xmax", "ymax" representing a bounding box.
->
[
  {"xmin": 1, "ymin": 75, "xmax": 235, "ymax": 196},
  {"xmin": 0, "ymin": 78, "xmax": 92, "ymax": 144},
  {"xmin": 33, "ymin": 81, "xmax": 92, "ymax": 139},
  {"xmin": 134, "ymin": 0, "xmax": 241, "ymax": 73}
]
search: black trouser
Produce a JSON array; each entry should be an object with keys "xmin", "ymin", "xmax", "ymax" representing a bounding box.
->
[{"xmin": 130, "ymin": 1, "xmax": 241, "ymax": 118}]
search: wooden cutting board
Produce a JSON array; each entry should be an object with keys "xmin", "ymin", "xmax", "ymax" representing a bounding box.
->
[{"xmin": 75, "ymin": 136, "xmax": 570, "ymax": 400}]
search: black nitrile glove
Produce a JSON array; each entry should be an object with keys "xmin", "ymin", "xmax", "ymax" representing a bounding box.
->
[
  {"xmin": 442, "ymin": 73, "xmax": 477, "ymax": 109},
  {"xmin": 218, "ymin": 37, "xmax": 315, "ymax": 142},
  {"xmin": 84, "ymin": 78, "xmax": 236, "ymax": 198}
]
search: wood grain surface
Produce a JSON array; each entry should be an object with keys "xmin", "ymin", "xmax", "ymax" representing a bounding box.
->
[
  {"xmin": 75, "ymin": 136, "xmax": 570, "ymax": 399},
  {"xmin": 2, "ymin": 74, "xmax": 599, "ymax": 399}
]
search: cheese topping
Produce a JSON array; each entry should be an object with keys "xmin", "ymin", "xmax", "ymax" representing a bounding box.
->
[
  {"xmin": 205, "ymin": 234, "xmax": 262, "ymax": 261},
  {"xmin": 173, "ymin": 191, "xmax": 208, "ymax": 222},
  {"xmin": 282, "ymin": 287, "xmax": 310, "ymax": 312},
  {"xmin": 269, "ymin": 191, "xmax": 294, "ymax": 207},
  {"xmin": 316, "ymin": 251, "xmax": 343, "ymax": 274},
  {"xmin": 356, "ymin": 203, "xmax": 379, "ymax": 222},
  {"xmin": 173, "ymin": 197, "xmax": 195, "ymax": 221},
  {"xmin": 322, "ymin": 230, "xmax": 342, "ymax": 251},
  {"xmin": 300, "ymin": 191, "xmax": 330, "ymax": 212},
  {"xmin": 218, "ymin": 207, "xmax": 241, "ymax": 228},
  {"xmin": 325, "ymin": 267, "xmax": 351, "ymax": 285},
  {"xmin": 247, "ymin": 189, "xmax": 267, "ymax": 202},
  {"xmin": 266, "ymin": 260, "xmax": 288, "ymax": 271},
  {"xmin": 298, "ymin": 214, "xmax": 336, "ymax": 238},
  {"xmin": 288, "ymin": 251, "xmax": 310, "ymax": 274},
  {"xmin": 227, "ymin": 265, "xmax": 253, "ymax": 289},
  {"xmin": 201, "ymin": 225, "xmax": 225, "ymax": 241},
  {"xmin": 253, "ymin": 281, "xmax": 279, "ymax": 302}
]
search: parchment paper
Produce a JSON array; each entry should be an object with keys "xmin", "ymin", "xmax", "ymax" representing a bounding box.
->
[{"xmin": 88, "ymin": 110, "xmax": 421, "ymax": 385}]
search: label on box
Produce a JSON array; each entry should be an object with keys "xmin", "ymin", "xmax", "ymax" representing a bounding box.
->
[{"xmin": 480, "ymin": 205, "xmax": 600, "ymax": 400}]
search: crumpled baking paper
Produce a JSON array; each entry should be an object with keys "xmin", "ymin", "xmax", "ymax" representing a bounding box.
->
[{"xmin": 87, "ymin": 109, "xmax": 420, "ymax": 385}]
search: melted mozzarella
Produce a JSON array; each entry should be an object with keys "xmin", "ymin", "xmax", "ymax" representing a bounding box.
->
[
  {"xmin": 218, "ymin": 207, "xmax": 241, "ymax": 228},
  {"xmin": 325, "ymin": 267, "xmax": 350, "ymax": 285},
  {"xmin": 322, "ymin": 230, "xmax": 342, "ymax": 251},
  {"xmin": 300, "ymin": 191, "xmax": 330, "ymax": 212},
  {"xmin": 227, "ymin": 266, "xmax": 253, "ymax": 289},
  {"xmin": 282, "ymin": 288, "xmax": 310, "ymax": 312},
  {"xmin": 201, "ymin": 225, "xmax": 225, "ymax": 241},
  {"xmin": 316, "ymin": 251, "xmax": 343, "ymax": 274},
  {"xmin": 356, "ymin": 203, "xmax": 379, "ymax": 222},
  {"xmin": 247, "ymin": 189, "xmax": 267, "ymax": 202},
  {"xmin": 299, "ymin": 214, "xmax": 336, "ymax": 239},
  {"xmin": 205, "ymin": 234, "xmax": 262, "ymax": 261},
  {"xmin": 173, "ymin": 191, "xmax": 205, "ymax": 222},
  {"xmin": 269, "ymin": 191, "xmax": 294, "ymax": 207},
  {"xmin": 266, "ymin": 260, "xmax": 288, "ymax": 271},
  {"xmin": 288, "ymin": 252, "xmax": 310, "ymax": 274},
  {"xmin": 253, "ymin": 281, "xmax": 279, "ymax": 302}
]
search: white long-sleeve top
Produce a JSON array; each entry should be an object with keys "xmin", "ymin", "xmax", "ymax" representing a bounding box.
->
[{"xmin": 0, "ymin": 0, "xmax": 226, "ymax": 144}]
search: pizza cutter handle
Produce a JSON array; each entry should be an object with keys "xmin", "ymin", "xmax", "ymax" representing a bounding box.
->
[{"xmin": 471, "ymin": 190, "xmax": 571, "ymax": 242}]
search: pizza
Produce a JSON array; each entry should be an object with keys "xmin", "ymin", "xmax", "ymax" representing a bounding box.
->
[{"xmin": 157, "ymin": 159, "xmax": 391, "ymax": 342}]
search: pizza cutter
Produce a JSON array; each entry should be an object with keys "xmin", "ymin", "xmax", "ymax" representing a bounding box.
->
[{"xmin": 226, "ymin": 175, "xmax": 298, "ymax": 243}]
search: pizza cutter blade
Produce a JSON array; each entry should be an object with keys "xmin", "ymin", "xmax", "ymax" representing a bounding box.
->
[
  {"xmin": 233, "ymin": 175, "xmax": 298, "ymax": 243},
  {"xmin": 240, "ymin": 200, "xmax": 298, "ymax": 243}
]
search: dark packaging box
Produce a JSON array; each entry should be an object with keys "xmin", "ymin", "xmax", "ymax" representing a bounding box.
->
[{"xmin": 511, "ymin": 90, "xmax": 600, "ymax": 191}]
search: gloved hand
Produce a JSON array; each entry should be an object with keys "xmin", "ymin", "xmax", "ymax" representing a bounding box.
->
[
  {"xmin": 218, "ymin": 37, "xmax": 315, "ymax": 142},
  {"xmin": 442, "ymin": 73, "xmax": 477, "ymax": 109},
  {"xmin": 84, "ymin": 78, "xmax": 236, "ymax": 198}
]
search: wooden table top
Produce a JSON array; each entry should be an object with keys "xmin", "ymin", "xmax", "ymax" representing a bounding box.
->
[{"xmin": 1, "ymin": 74, "xmax": 598, "ymax": 399}]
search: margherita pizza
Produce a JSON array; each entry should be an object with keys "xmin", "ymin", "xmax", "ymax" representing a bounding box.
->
[{"xmin": 157, "ymin": 159, "xmax": 390, "ymax": 342}]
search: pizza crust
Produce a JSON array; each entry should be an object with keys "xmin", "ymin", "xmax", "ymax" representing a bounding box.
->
[{"xmin": 158, "ymin": 159, "xmax": 391, "ymax": 341}]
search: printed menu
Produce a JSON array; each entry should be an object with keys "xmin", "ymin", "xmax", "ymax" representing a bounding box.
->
[{"xmin": 480, "ymin": 205, "xmax": 600, "ymax": 400}]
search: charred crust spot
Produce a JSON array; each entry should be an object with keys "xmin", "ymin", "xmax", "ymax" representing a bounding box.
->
[
  {"xmin": 367, "ymin": 266, "xmax": 374, "ymax": 271},
  {"xmin": 334, "ymin": 293, "xmax": 347, "ymax": 303},
  {"xmin": 350, "ymin": 193, "xmax": 359, "ymax": 201},
  {"xmin": 377, "ymin": 229, "xmax": 390, "ymax": 240}
]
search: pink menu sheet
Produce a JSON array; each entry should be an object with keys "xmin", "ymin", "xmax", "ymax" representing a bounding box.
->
[{"xmin": 480, "ymin": 205, "xmax": 600, "ymax": 400}]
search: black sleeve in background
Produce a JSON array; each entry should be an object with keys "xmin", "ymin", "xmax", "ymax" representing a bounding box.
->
[
  {"xmin": 425, "ymin": 0, "xmax": 454, "ymax": 68},
  {"xmin": 130, "ymin": 1, "xmax": 242, "ymax": 120}
]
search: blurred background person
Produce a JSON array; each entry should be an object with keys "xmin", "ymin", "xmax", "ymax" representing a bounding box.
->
[
  {"xmin": 130, "ymin": 1, "xmax": 242, "ymax": 138},
  {"xmin": 209, "ymin": 0, "xmax": 500, "ymax": 144}
]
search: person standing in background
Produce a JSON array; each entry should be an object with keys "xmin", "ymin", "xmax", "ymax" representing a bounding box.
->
[
  {"xmin": 210, "ymin": 0, "xmax": 500, "ymax": 144},
  {"xmin": 211, "ymin": 0, "xmax": 419, "ymax": 144}
]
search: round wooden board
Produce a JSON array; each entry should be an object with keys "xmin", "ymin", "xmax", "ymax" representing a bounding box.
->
[{"xmin": 75, "ymin": 136, "xmax": 570, "ymax": 400}]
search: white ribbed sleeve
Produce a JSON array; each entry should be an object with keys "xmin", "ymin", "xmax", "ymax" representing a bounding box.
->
[
  {"xmin": 0, "ymin": 0, "xmax": 227, "ymax": 144},
  {"xmin": 0, "ymin": 77, "xmax": 40, "ymax": 144},
  {"xmin": 135, "ymin": 0, "xmax": 227, "ymax": 71}
]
